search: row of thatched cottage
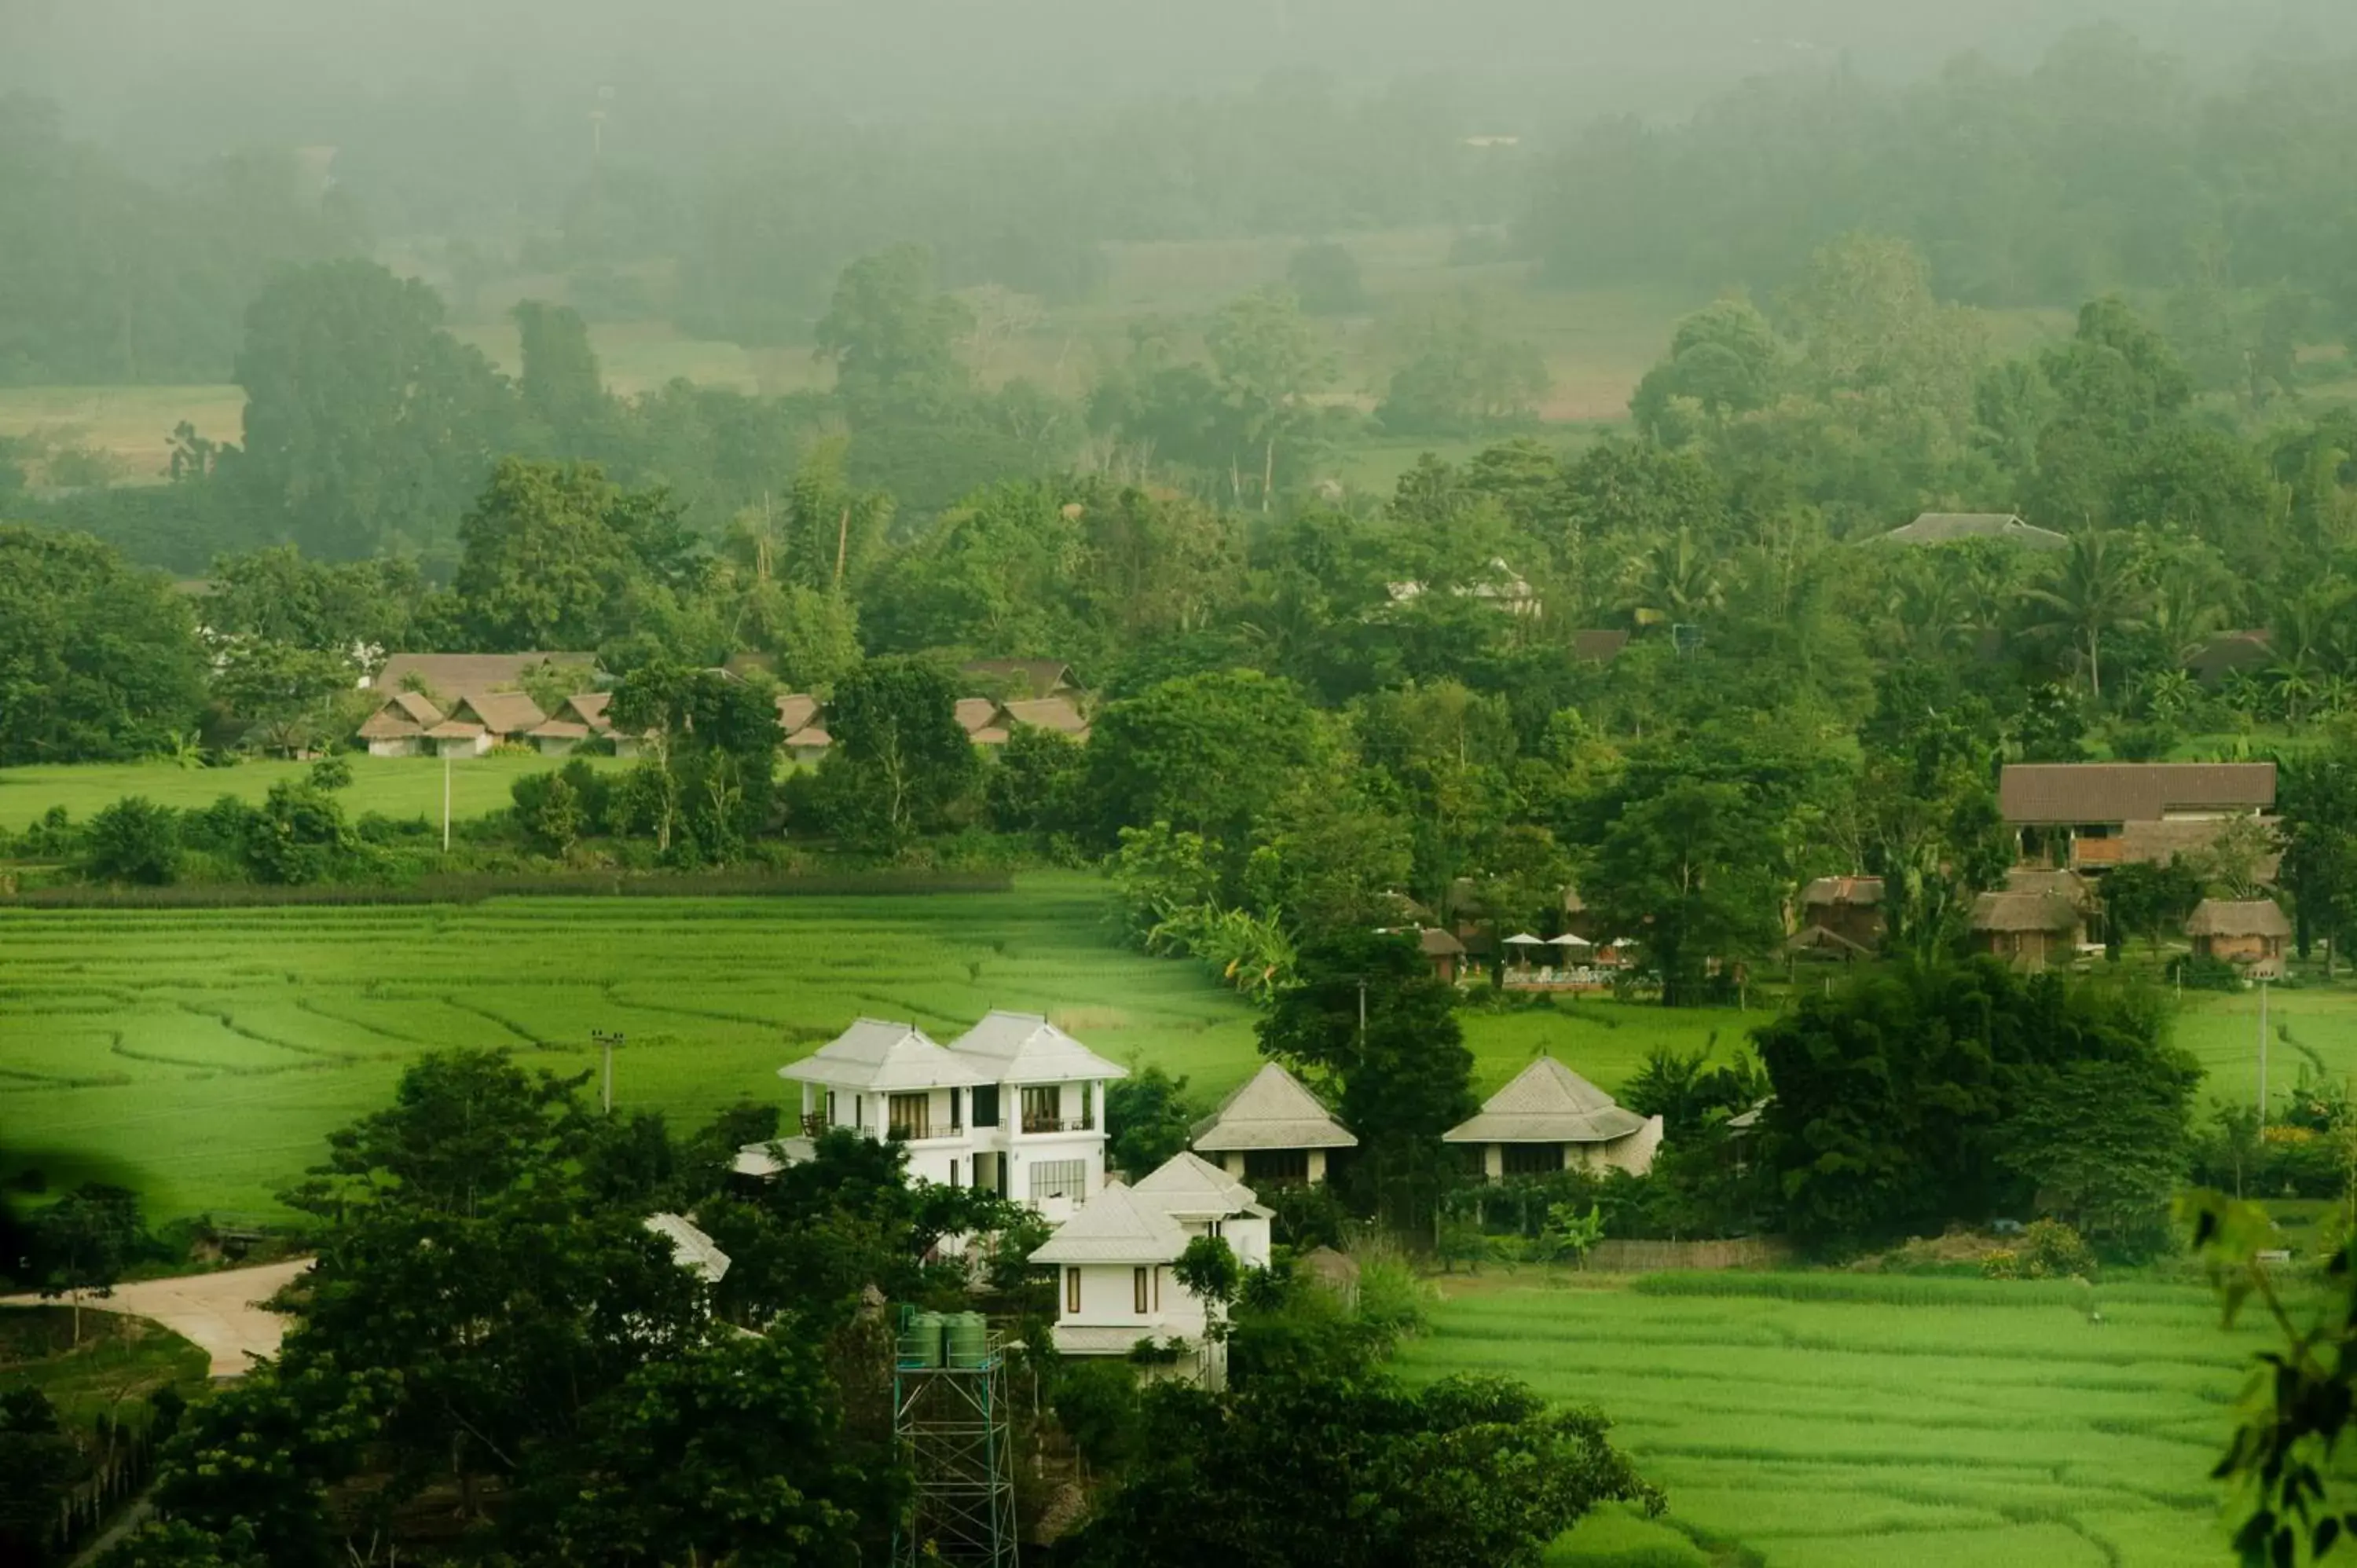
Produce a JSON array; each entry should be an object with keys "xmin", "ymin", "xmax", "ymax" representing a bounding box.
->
[{"xmin": 351, "ymin": 654, "xmax": 1089, "ymax": 762}]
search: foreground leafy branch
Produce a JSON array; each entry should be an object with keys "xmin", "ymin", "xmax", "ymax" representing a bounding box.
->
[{"xmin": 2184, "ymin": 1191, "xmax": 2357, "ymax": 1564}]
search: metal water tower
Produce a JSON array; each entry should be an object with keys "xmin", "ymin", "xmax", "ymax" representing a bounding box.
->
[{"xmin": 893, "ymin": 1309, "xmax": 1018, "ymax": 1568}]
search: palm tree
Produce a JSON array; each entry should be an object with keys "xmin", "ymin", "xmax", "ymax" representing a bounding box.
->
[
  {"xmin": 2145, "ymin": 548, "xmax": 2234, "ymax": 666},
  {"xmin": 2270, "ymin": 576, "xmax": 2356, "ymax": 676},
  {"xmin": 2139, "ymin": 668, "xmax": 2200, "ymax": 725},
  {"xmin": 1622, "ymin": 528, "xmax": 1726, "ymax": 629},
  {"xmin": 2022, "ymin": 530, "xmax": 2149, "ymax": 702},
  {"xmin": 2268, "ymin": 659, "xmax": 2320, "ymax": 725},
  {"xmin": 1882, "ymin": 555, "xmax": 1974, "ymax": 660}
]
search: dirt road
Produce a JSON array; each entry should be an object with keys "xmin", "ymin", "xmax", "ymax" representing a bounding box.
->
[{"xmin": 4, "ymin": 1258, "xmax": 310, "ymax": 1377}]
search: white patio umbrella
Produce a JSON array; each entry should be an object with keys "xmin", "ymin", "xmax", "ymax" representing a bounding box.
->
[
  {"xmin": 1548, "ymin": 932, "xmax": 1592, "ymax": 949},
  {"xmin": 1502, "ymin": 932, "xmax": 1544, "ymax": 966}
]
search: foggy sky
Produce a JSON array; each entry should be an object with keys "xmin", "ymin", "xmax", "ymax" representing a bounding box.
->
[{"xmin": 9, "ymin": 0, "xmax": 2351, "ymax": 157}]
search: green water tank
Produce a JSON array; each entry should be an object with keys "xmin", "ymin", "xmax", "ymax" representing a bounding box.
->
[
  {"xmin": 944, "ymin": 1311, "xmax": 988, "ymax": 1368},
  {"xmin": 900, "ymin": 1311, "xmax": 946, "ymax": 1368}
]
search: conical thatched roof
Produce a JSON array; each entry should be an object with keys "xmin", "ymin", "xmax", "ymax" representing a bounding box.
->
[
  {"xmin": 1191, "ymin": 1063, "xmax": 1357, "ymax": 1152},
  {"xmin": 2185, "ymin": 899, "xmax": 2292, "ymax": 940},
  {"xmin": 1443, "ymin": 1057, "xmax": 1648, "ymax": 1145}
]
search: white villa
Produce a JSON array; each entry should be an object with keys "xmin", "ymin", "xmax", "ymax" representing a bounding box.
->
[
  {"xmin": 1189, "ymin": 1062, "xmax": 1356, "ymax": 1185},
  {"xmin": 761, "ymin": 1012, "xmax": 1127, "ymax": 1222},
  {"xmin": 1443, "ymin": 1056, "xmax": 1664, "ymax": 1179},
  {"xmin": 1030, "ymin": 1150, "xmax": 1270, "ymax": 1377},
  {"xmin": 643, "ymin": 1212, "xmax": 731, "ymax": 1284}
]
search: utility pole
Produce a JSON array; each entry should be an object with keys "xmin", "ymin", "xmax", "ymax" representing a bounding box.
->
[
  {"xmin": 442, "ymin": 751, "xmax": 453, "ymax": 853},
  {"xmin": 2257, "ymin": 980, "xmax": 2271, "ymax": 1127},
  {"xmin": 1358, "ymin": 979, "xmax": 1367, "ymax": 1043},
  {"xmin": 593, "ymin": 1029, "xmax": 624, "ymax": 1115}
]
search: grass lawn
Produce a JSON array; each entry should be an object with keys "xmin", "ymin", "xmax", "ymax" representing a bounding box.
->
[
  {"xmin": 0, "ymin": 753, "xmax": 628, "ymax": 835},
  {"xmin": 0, "ymin": 867, "xmax": 1746, "ymax": 1223},
  {"xmin": 1392, "ymin": 1273, "xmax": 2261, "ymax": 1567}
]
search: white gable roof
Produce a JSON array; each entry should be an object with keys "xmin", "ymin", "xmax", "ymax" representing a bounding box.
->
[
  {"xmin": 780, "ymin": 1018, "xmax": 988, "ymax": 1093},
  {"xmin": 644, "ymin": 1212, "xmax": 731, "ymax": 1283},
  {"xmin": 947, "ymin": 1010, "xmax": 1128, "ymax": 1084},
  {"xmin": 1442, "ymin": 1056, "xmax": 1649, "ymax": 1145},
  {"xmin": 1028, "ymin": 1181, "xmax": 1190, "ymax": 1265},
  {"xmin": 1191, "ymin": 1062, "xmax": 1358, "ymax": 1152},
  {"xmin": 1131, "ymin": 1150, "xmax": 1260, "ymax": 1219}
]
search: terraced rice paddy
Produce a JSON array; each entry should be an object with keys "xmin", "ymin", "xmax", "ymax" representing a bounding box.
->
[
  {"xmin": 1393, "ymin": 1273, "xmax": 2264, "ymax": 1567},
  {"xmin": 0, "ymin": 877, "xmax": 1248, "ymax": 1218},
  {"xmin": 0, "ymin": 873, "xmax": 1743, "ymax": 1219}
]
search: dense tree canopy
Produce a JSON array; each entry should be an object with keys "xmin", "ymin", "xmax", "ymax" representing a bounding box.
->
[
  {"xmin": 0, "ymin": 526, "xmax": 204, "ymax": 764},
  {"xmin": 1753, "ymin": 960, "xmax": 2197, "ymax": 1248},
  {"xmin": 117, "ymin": 1053, "xmax": 916, "ymax": 1568},
  {"xmin": 234, "ymin": 260, "xmax": 515, "ymax": 560}
]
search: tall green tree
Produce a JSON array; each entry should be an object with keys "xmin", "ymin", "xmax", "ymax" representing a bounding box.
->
[
  {"xmin": 1587, "ymin": 778, "xmax": 1783, "ymax": 1005},
  {"xmin": 1285, "ymin": 243, "xmax": 1366, "ymax": 316},
  {"xmin": 1999, "ymin": 1055, "xmax": 2193, "ymax": 1257},
  {"xmin": 1855, "ymin": 665, "xmax": 2010, "ymax": 956},
  {"xmin": 1072, "ymin": 1365, "xmax": 1660, "ymax": 1568},
  {"xmin": 814, "ymin": 245, "xmax": 971, "ymax": 412},
  {"xmin": 1105, "ymin": 1066, "xmax": 1199, "ymax": 1180},
  {"xmin": 611, "ymin": 665, "xmax": 780, "ymax": 865},
  {"xmin": 507, "ymin": 1326, "xmax": 900, "ymax": 1568},
  {"xmin": 2022, "ymin": 529, "xmax": 2147, "ymax": 700},
  {"xmin": 2100, "ymin": 857, "xmax": 2205, "ymax": 957},
  {"xmin": 513, "ymin": 300, "xmax": 610, "ymax": 456},
  {"xmin": 1260, "ymin": 930, "xmax": 1475, "ymax": 1229},
  {"xmin": 284, "ymin": 1048, "xmax": 587, "ymax": 1218},
  {"xmin": 1086, "ymin": 669, "xmax": 1333, "ymax": 853},
  {"xmin": 0, "ymin": 527, "xmax": 205, "ymax": 764},
  {"xmin": 2278, "ymin": 739, "xmax": 2357, "ymax": 975},
  {"xmin": 33, "ymin": 1184, "xmax": 143, "ymax": 1345},
  {"xmin": 1754, "ymin": 960, "xmax": 2194, "ymax": 1247},
  {"xmin": 234, "ymin": 260, "xmax": 512, "ymax": 559},
  {"xmin": 452, "ymin": 459, "xmax": 702, "ymax": 654},
  {"xmin": 1206, "ymin": 286, "xmax": 1331, "ymax": 510},
  {"xmin": 819, "ymin": 656, "xmax": 975, "ymax": 842}
]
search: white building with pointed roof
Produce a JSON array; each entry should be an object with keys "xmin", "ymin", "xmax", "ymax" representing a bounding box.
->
[
  {"xmin": 1189, "ymin": 1062, "xmax": 1357, "ymax": 1185},
  {"xmin": 1443, "ymin": 1056, "xmax": 1663, "ymax": 1179},
  {"xmin": 1131, "ymin": 1152, "xmax": 1272, "ymax": 1266},
  {"xmin": 1030, "ymin": 1152, "xmax": 1273, "ymax": 1373},
  {"xmin": 769, "ymin": 1010, "xmax": 1126, "ymax": 1220},
  {"xmin": 643, "ymin": 1212, "xmax": 732, "ymax": 1284}
]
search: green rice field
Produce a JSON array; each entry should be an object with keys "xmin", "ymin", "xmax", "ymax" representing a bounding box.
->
[
  {"xmin": 0, "ymin": 873, "xmax": 1743, "ymax": 1220},
  {"xmin": 1392, "ymin": 1273, "xmax": 2265, "ymax": 1567},
  {"xmin": 0, "ymin": 753, "xmax": 625, "ymax": 835},
  {"xmin": 3, "ymin": 856, "xmax": 2348, "ymax": 1225}
]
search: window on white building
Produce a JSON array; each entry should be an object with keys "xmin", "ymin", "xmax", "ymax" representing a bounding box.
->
[
  {"xmin": 1133, "ymin": 1267, "xmax": 1149, "ymax": 1313},
  {"xmin": 1029, "ymin": 1159, "xmax": 1086, "ymax": 1203},
  {"xmin": 888, "ymin": 1092, "xmax": 929, "ymax": 1140},
  {"xmin": 1065, "ymin": 1268, "xmax": 1080, "ymax": 1313},
  {"xmin": 1021, "ymin": 1085, "xmax": 1063, "ymax": 1133}
]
